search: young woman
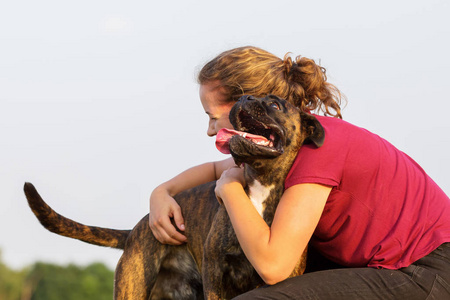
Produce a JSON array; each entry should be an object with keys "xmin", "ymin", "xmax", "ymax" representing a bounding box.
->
[{"xmin": 149, "ymin": 46, "xmax": 450, "ymax": 299}]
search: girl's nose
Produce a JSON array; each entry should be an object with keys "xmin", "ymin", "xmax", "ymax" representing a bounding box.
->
[{"xmin": 207, "ymin": 123, "xmax": 216, "ymax": 137}]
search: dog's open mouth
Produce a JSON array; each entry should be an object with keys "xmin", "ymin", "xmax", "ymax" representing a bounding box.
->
[
  {"xmin": 216, "ymin": 110, "xmax": 283, "ymax": 156},
  {"xmin": 216, "ymin": 128, "xmax": 276, "ymax": 154}
]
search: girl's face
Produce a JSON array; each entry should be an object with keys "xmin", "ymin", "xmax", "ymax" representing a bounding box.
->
[{"xmin": 200, "ymin": 81, "xmax": 234, "ymax": 137}]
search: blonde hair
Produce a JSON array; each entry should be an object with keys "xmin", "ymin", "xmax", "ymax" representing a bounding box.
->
[{"xmin": 198, "ymin": 46, "xmax": 344, "ymax": 118}]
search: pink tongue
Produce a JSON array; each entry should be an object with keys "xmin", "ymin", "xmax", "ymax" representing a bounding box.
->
[{"xmin": 215, "ymin": 128, "xmax": 269, "ymax": 154}]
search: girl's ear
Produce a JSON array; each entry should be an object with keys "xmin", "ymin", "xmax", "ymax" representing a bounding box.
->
[{"xmin": 300, "ymin": 112, "xmax": 325, "ymax": 147}]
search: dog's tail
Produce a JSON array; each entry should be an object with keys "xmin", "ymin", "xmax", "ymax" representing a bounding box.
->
[{"xmin": 24, "ymin": 182, "xmax": 130, "ymax": 249}]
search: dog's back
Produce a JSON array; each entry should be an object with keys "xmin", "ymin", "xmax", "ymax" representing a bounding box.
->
[{"xmin": 117, "ymin": 181, "xmax": 221, "ymax": 299}]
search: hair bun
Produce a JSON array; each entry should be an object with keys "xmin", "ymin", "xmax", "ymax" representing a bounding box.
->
[{"xmin": 283, "ymin": 54, "xmax": 296, "ymax": 77}]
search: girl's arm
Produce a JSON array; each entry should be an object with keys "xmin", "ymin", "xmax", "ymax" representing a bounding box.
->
[
  {"xmin": 215, "ymin": 166, "xmax": 331, "ymax": 285},
  {"xmin": 149, "ymin": 157, "xmax": 235, "ymax": 245}
]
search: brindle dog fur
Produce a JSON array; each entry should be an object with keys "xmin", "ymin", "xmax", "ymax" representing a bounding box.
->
[{"xmin": 24, "ymin": 95, "xmax": 325, "ymax": 300}]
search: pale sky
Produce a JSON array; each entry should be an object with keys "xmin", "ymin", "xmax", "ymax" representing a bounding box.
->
[{"xmin": 1, "ymin": 0, "xmax": 449, "ymax": 270}]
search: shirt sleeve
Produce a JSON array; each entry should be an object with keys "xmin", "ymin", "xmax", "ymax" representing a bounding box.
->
[{"xmin": 285, "ymin": 117, "xmax": 348, "ymax": 190}]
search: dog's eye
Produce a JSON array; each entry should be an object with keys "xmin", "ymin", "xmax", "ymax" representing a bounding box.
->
[{"xmin": 269, "ymin": 102, "xmax": 281, "ymax": 110}]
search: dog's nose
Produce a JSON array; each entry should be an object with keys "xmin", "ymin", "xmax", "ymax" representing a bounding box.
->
[{"xmin": 240, "ymin": 95, "xmax": 256, "ymax": 102}]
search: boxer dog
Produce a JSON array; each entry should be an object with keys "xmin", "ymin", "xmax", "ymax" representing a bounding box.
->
[{"xmin": 24, "ymin": 94, "xmax": 324, "ymax": 299}]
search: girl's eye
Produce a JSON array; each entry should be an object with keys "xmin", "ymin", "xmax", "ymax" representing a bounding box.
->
[{"xmin": 270, "ymin": 102, "xmax": 281, "ymax": 110}]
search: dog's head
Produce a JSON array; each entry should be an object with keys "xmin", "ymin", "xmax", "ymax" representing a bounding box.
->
[{"xmin": 216, "ymin": 95, "xmax": 324, "ymax": 180}]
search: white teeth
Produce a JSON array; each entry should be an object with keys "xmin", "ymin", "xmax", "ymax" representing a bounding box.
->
[
  {"xmin": 256, "ymin": 140, "xmax": 270, "ymax": 146},
  {"xmin": 239, "ymin": 131, "xmax": 274, "ymax": 148}
]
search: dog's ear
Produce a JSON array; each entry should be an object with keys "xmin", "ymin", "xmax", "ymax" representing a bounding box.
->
[{"xmin": 300, "ymin": 112, "xmax": 325, "ymax": 147}]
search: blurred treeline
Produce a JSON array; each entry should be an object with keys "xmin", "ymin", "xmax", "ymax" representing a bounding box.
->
[{"xmin": 0, "ymin": 250, "xmax": 114, "ymax": 300}]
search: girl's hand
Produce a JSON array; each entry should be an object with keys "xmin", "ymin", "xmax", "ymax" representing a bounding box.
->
[
  {"xmin": 215, "ymin": 165, "xmax": 246, "ymax": 204},
  {"xmin": 149, "ymin": 186, "xmax": 187, "ymax": 245}
]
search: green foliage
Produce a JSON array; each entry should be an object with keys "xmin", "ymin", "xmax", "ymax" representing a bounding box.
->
[
  {"xmin": 0, "ymin": 251, "xmax": 26, "ymax": 300},
  {"xmin": 0, "ymin": 250, "xmax": 114, "ymax": 300}
]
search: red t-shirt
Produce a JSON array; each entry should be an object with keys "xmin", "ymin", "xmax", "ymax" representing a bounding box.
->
[{"xmin": 285, "ymin": 115, "xmax": 450, "ymax": 269}]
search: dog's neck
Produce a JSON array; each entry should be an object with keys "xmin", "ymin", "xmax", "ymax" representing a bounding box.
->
[
  {"xmin": 246, "ymin": 179, "xmax": 275, "ymax": 217},
  {"xmin": 243, "ymin": 151, "xmax": 297, "ymax": 222}
]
